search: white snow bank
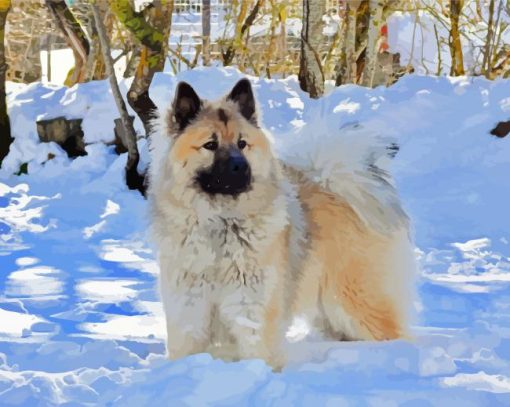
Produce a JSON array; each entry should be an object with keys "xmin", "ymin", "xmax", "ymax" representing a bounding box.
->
[{"xmin": 0, "ymin": 67, "xmax": 510, "ymax": 405}]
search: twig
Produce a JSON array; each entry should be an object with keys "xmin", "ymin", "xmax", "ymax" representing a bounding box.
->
[{"xmin": 433, "ymin": 24, "xmax": 442, "ymax": 75}]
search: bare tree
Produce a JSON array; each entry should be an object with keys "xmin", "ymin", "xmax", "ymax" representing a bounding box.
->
[
  {"xmin": 298, "ymin": 0, "xmax": 325, "ymax": 98},
  {"xmin": 221, "ymin": 0, "xmax": 263, "ymax": 66},
  {"xmin": 336, "ymin": 0, "xmax": 406, "ymax": 86},
  {"xmin": 91, "ymin": 2, "xmax": 144, "ymax": 194},
  {"xmin": 353, "ymin": 0, "xmax": 370, "ymax": 82},
  {"xmin": 449, "ymin": 0, "xmax": 465, "ymax": 76},
  {"xmin": 202, "ymin": 0, "xmax": 211, "ymax": 66},
  {"xmin": 0, "ymin": 0, "xmax": 11, "ymax": 166},
  {"xmin": 341, "ymin": 0, "xmax": 362, "ymax": 84},
  {"xmin": 112, "ymin": 0, "xmax": 174, "ymax": 136},
  {"xmin": 82, "ymin": 3, "xmax": 110, "ymax": 82},
  {"xmin": 45, "ymin": 0, "xmax": 91, "ymax": 86},
  {"xmin": 334, "ymin": 4, "xmax": 349, "ymax": 86},
  {"xmin": 362, "ymin": 0, "xmax": 384, "ymax": 86}
]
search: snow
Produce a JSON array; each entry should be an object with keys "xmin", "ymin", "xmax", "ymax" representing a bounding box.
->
[
  {"xmin": 0, "ymin": 309, "xmax": 43, "ymax": 338},
  {"xmin": 40, "ymin": 49, "xmax": 130, "ymax": 86},
  {"xmin": 1, "ymin": 67, "xmax": 510, "ymax": 405},
  {"xmin": 442, "ymin": 371, "xmax": 510, "ymax": 394}
]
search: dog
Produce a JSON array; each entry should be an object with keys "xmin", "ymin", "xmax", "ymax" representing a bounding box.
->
[{"xmin": 148, "ymin": 78, "xmax": 416, "ymax": 368}]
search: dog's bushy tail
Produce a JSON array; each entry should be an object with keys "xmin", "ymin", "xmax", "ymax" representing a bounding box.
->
[{"xmin": 276, "ymin": 120, "xmax": 409, "ymax": 235}]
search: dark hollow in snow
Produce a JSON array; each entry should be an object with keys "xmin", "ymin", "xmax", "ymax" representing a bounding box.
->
[{"xmin": 36, "ymin": 117, "xmax": 87, "ymax": 157}]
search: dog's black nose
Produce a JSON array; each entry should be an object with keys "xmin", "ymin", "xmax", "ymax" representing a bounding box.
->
[
  {"xmin": 196, "ymin": 147, "xmax": 252, "ymax": 196},
  {"xmin": 228, "ymin": 154, "xmax": 248, "ymax": 175}
]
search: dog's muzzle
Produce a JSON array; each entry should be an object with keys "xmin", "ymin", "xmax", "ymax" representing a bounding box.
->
[{"xmin": 196, "ymin": 147, "xmax": 252, "ymax": 196}]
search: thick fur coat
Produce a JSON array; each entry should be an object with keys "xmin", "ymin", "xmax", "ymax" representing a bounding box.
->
[{"xmin": 148, "ymin": 79, "xmax": 416, "ymax": 368}]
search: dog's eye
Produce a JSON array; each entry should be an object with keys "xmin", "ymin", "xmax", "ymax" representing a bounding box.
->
[
  {"xmin": 203, "ymin": 141, "xmax": 218, "ymax": 151},
  {"xmin": 238, "ymin": 139, "xmax": 247, "ymax": 150}
]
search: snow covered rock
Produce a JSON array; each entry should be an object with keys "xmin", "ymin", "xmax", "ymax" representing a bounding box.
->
[{"xmin": 36, "ymin": 116, "xmax": 87, "ymax": 158}]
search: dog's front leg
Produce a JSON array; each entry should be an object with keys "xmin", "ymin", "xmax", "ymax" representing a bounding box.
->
[
  {"xmin": 217, "ymin": 278, "xmax": 283, "ymax": 367},
  {"xmin": 160, "ymin": 270, "xmax": 212, "ymax": 360}
]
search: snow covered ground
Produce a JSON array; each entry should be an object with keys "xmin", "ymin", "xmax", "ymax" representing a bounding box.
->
[{"xmin": 1, "ymin": 68, "xmax": 510, "ymax": 405}]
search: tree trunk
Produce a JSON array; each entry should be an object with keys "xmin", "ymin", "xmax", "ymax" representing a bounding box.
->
[
  {"xmin": 45, "ymin": 0, "xmax": 90, "ymax": 86},
  {"xmin": 298, "ymin": 0, "xmax": 325, "ymax": 98},
  {"xmin": 202, "ymin": 0, "xmax": 211, "ymax": 66},
  {"xmin": 87, "ymin": 35, "xmax": 106, "ymax": 81},
  {"xmin": 449, "ymin": 0, "xmax": 465, "ymax": 76},
  {"xmin": 354, "ymin": 0, "xmax": 370, "ymax": 83},
  {"xmin": 112, "ymin": 0, "xmax": 173, "ymax": 136},
  {"xmin": 0, "ymin": 0, "xmax": 11, "ymax": 167},
  {"xmin": 84, "ymin": 4, "xmax": 109, "ymax": 82},
  {"xmin": 46, "ymin": 34, "xmax": 52, "ymax": 82},
  {"xmin": 362, "ymin": 0, "xmax": 384, "ymax": 87},
  {"xmin": 263, "ymin": 1, "xmax": 279, "ymax": 77},
  {"xmin": 482, "ymin": 0, "xmax": 495, "ymax": 77},
  {"xmin": 335, "ymin": 4, "xmax": 349, "ymax": 86},
  {"xmin": 91, "ymin": 3, "xmax": 144, "ymax": 194},
  {"xmin": 344, "ymin": 1, "xmax": 361, "ymax": 84},
  {"xmin": 123, "ymin": 47, "xmax": 141, "ymax": 78}
]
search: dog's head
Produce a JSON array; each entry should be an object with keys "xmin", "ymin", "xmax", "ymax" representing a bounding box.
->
[{"xmin": 160, "ymin": 79, "xmax": 280, "ymax": 214}]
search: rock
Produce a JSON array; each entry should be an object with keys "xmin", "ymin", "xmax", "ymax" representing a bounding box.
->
[
  {"xmin": 490, "ymin": 120, "xmax": 510, "ymax": 138},
  {"xmin": 113, "ymin": 116, "xmax": 134, "ymax": 155},
  {"xmin": 36, "ymin": 117, "xmax": 87, "ymax": 157}
]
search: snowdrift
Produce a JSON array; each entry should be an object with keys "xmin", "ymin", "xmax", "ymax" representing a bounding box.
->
[{"xmin": 1, "ymin": 68, "xmax": 510, "ymax": 405}]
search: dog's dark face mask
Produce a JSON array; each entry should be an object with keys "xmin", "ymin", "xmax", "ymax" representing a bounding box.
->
[{"xmin": 196, "ymin": 146, "xmax": 252, "ymax": 196}]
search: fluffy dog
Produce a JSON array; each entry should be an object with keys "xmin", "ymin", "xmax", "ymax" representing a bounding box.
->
[{"xmin": 148, "ymin": 78, "xmax": 416, "ymax": 368}]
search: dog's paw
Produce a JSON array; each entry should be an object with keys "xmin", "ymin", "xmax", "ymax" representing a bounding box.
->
[{"xmin": 206, "ymin": 342, "xmax": 239, "ymax": 362}]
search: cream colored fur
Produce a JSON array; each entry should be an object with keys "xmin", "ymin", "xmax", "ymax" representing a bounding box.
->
[{"xmin": 148, "ymin": 81, "xmax": 416, "ymax": 369}]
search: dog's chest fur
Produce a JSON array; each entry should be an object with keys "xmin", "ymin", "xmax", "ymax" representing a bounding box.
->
[{"xmin": 170, "ymin": 213, "xmax": 277, "ymax": 293}]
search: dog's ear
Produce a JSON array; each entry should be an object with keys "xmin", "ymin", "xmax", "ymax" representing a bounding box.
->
[
  {"xmin": 172, "ymin": 82, "xmax": 202, "ymax": 130},
  {"xmin": 227, "ymin": 79, "xmax": 257, "ymax": 125}
]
